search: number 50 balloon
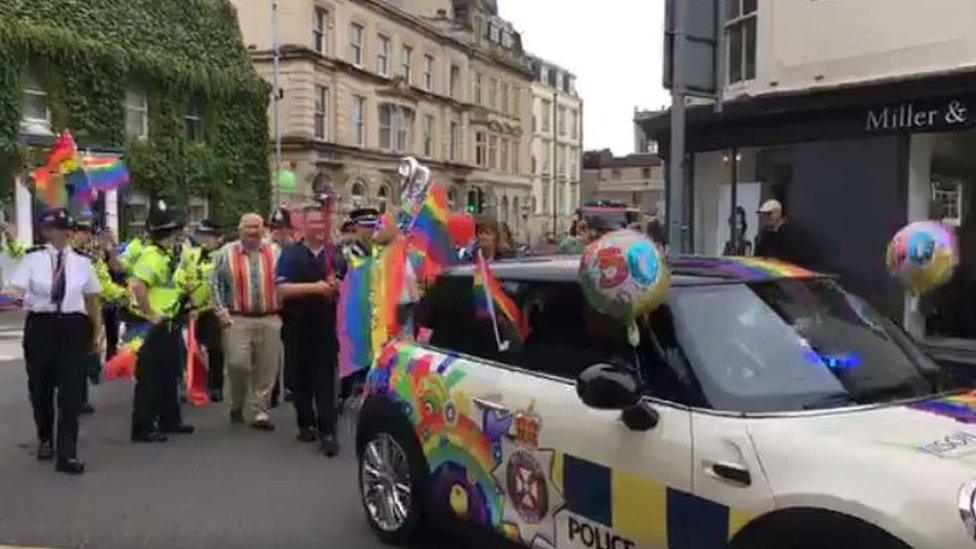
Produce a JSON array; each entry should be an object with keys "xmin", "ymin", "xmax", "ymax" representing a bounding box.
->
[{"xmin": 579, "ymin": 230, "xmax": 670, "ymax": 346}]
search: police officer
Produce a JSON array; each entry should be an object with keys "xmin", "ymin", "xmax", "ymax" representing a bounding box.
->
[
  {"xmin": 345, "ymin": 208, "xmax": 379, "ymax": 259},
  {"xmin": 6, "ymin": 209, "xmax": 102, "ymax": 474},
  {"xmin": 70, "ymin": 216, "xmax": 104, "ymax": 415},
  {"xmin": 180, "ymin": 219, "xmax": 224, "ymax": 402},
  {"xmin": 276, "ymin": 205, "xmax": 345, "ymax": 456},
  {"xmin": 129, "ymin": 199, "xmax": 195, "ymax": 442}
]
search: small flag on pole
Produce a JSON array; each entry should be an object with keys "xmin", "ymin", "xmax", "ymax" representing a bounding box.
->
[{"xmin": 473, "ymin": 250, "xmax": 528, "ymax": 352}]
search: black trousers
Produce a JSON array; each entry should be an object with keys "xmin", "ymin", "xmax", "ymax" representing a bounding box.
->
[
  {"xmin": 195, "ymin": 311, "xmax": 224, "ymax": 393},
  {"xmin": 283, "ymin": 318, "xmax": 338, "ymax": 435},
  {"xmin": 23, "ymin": 313, "xmax": 91, "ymax": 461},
  {"xmin": 131, "ymin": 322, "xmax": 183, "ymax": 436},
  {"xmin": 103, "ymin": 305, "xmax": 119, "ymax": 359}
]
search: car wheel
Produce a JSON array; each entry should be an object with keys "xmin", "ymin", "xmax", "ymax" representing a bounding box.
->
[{"xmin": 358, "ymin": 419, "xmax": 428, "ymax": 545}]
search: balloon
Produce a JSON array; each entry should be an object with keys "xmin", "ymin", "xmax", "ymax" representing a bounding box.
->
[
  {"xmin": 448, "ymin": 213, "xmax": 476, "ymax": 248},
  {"xmin": 886, "ymin": 221, "xmax": 958, "ymax": 294},
  {"xmin": 578, "ymin": 230, "xmax": 670, "ymax": 346},
  {"xmin": 277, "ymin": 170, "xmax": 297, "ymax": 191}
]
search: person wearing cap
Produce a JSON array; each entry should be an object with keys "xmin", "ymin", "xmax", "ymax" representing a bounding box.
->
[
  {"xmin": 3, "ymin": 208, "xmax": 102, "ymax": 474},
  {"xmin": 177, "ymin": 219, "xmax": 225, "ymax": 402},
  {"xmin": 276, "ymin": 205, "xmax": 346, "ymax": 456},
  {"xmin": 69, "ymin": 217, "xmax": 106, "ymax": 415},
  {"xmin": 755, "ymin": 199, "xmax": 807, "ymax": 264},
  {"xmin": 269, "ymin": 206, "xmax": 294, "ymax": 250},
  {"xmin": 346, "ymin": 207, "xmax": 379, "ymax": 259},
  {"xmin": 128, "ymin": 199, "xmax": 195, "ymax": 443}
]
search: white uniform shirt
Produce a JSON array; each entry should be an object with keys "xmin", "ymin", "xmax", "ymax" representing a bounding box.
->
[{"xmin": 10, "ymin": 245, "xmax": 102, "ymax": 314}]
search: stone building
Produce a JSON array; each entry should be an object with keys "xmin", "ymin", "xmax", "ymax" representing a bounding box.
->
[
  {"xmin": 581, "ymin": 150, "xmax": 664, "ymax": 216},
  {"xmin": 231, "ymin": 0, "xmax": 536, "ymax": 238},
  {"xmin": 525, "ymin": 56, "xmax": 582, "ymax": 241}
]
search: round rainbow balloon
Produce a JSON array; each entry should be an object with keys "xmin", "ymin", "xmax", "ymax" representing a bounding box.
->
[
  {"xmin": 886, "ymin": 221, "xmax": 958, "ymax": 294},
  {"xmin": 579, "ymin": 230, "xmax": 670, "ymax": 345}
]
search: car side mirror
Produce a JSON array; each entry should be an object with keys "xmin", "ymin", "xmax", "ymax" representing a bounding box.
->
[{"xmin": 577, "ymin": 363, "xmax": 641, "ymax": 410}]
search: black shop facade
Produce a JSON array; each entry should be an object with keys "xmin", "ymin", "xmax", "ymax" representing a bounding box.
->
[{"xmin": 642, "ymin": 70, "xmax": 976, "ymax": 360}]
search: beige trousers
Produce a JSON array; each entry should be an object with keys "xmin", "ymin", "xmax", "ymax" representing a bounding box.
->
[{"xmin": 223, "ymin": 315, "xmax": 282, "ymax": 420}]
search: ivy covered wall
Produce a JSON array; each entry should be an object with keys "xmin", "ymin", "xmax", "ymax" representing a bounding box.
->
[{"xmin": 0, "ymin": 0, "xmax": 271, "ymax": 233}]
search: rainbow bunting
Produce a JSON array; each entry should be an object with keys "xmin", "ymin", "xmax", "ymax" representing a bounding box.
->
[
  {"xmin": 84, "ymin": 156, "xmax": 131, "ymax": 192},
  {"xmin": 474, "ymin": 250, "xmax": 528, "ymax": 351},
  {"xmin": 409, "ymin": 183, "xmax": 455, "ymax": 281}
]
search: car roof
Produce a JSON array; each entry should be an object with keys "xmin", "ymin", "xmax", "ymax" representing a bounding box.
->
[{"xmin": 445, "ymin": 255, "xmax": 824, "ymax": 286}]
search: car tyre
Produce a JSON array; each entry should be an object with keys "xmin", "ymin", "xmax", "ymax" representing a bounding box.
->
[
  {"xmin": 731, "ymin": 509, "xmax": 911, "ymax": 549},
  {"xmin": 358, "ymin": 413, "xmax": 429, "ymax": 545}
]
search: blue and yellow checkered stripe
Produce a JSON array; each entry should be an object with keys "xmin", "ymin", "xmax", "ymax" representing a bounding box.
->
[{"xmin": 561, "ymin": 454, "xmax": 753, "ymax": 548}]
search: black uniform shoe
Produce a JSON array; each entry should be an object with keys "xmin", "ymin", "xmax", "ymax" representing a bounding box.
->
[
  {"xmin": 79, "ymin": 402, "xmax": 95, "ymax": 415},
  {"xmin": 296, "ymin": 428, "xmax": 317, "ymax": 443},
  {"xmin": 131, "ymin": 431, "xmax": 168, "ymax": 443},
  {"xmin": 230, "ymin": 410, "xmax": 244, "ymax": 424},
  {"xmin": 55, "ymin": 459, "xmax": 85, "ymax": 475},
  {"xmin": 160, "ymin": 424, "xmax": 195, "ymax": 435},
  {"xmin": 209, "ymin": 390, "xmax": 224, "ymax": 403},
  {"xmin": 37, "ymin": 440, "xmax": 53, "ymax": 461},
  {"xmin": 320, "ymin": 435, "xmax": 339, "ymax": 457}
]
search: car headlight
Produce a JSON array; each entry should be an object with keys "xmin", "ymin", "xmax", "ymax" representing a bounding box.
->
[{"xmin": 958, "ymin": 480, "xmax": 976, "ymax": 540}]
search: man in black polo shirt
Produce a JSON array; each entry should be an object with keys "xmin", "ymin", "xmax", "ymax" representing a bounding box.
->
[{"xmin": 276, "ymin": 205, "xmax": 345, "ymax": 456}]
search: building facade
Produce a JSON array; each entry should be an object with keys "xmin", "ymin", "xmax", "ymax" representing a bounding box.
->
[
  {"xmin": 640, "ymin": 0, "xmax": 976, "ymax": 351},
  {"xmin": 231, "ymin": 0, "xmax": 537, "ymax": 238},
  {"xmin": 1, "ymin": 0, "xmax": 270, "ymax": 243},
  {"xmin": 581, "ymin": 150, "xmax": 664, "ymax": 216},
  {"xmin": 524, "ymin": 56, "xmax": 582, "ymax": 241}
]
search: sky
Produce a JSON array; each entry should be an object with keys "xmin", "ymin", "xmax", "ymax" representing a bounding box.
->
[{"xmin": 498, "ymin": 0, "xmax": 670, "ymax": 156}]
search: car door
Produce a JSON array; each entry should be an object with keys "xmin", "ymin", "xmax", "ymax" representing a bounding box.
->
[{"xmin": 473, "ymin": 280, "xmax": 700, "ymax": 549}]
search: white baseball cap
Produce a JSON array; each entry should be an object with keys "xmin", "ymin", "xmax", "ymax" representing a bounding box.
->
[{"xmin": 758, "ymin": 199, "xmax": 783, "ymax": 214}]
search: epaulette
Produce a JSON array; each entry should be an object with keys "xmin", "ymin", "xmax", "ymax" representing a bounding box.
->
[{"xmin": 25, "ymin": 245, "xmax": 44, "ymax": 255}]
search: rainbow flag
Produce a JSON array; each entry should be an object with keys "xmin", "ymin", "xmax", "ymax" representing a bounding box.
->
[
  {"xmin": 31, "ymin": 130, "xmax": 96, "ymax": 207},
  {"xmin": 105, "ymin": 323, "xmax": 152, "ymax": 381},
  {"xmin": 338, "ymin": 256, "xmax": 374, "ymax": 378},
  {"xmin": 84, "ymin": 156, "xmax": 131, "ymax": 192},
  {"xmin": 409, "ymin": 183, "xmax": 455, "ymax": 281},
  {"xmin": 474, "ymin": 251, "xmax": 528, "ymax": 351}
]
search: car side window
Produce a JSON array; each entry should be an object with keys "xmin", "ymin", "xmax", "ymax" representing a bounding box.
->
[
  {"xmin": 508, "ymin": 281, "xmax": 633, "ymax": 380},
  {"xmin": 416, "ymin": 275, "xmax": 500, "ymax": 361},
  {"xmin": 639, "ymin": 304, "xmax": 707, "ymax": 407}
]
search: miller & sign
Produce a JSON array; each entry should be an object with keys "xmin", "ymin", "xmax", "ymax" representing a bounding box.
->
[{"xmin": 866, "ymin": 98, "xmax": 976, "ymax": 133}]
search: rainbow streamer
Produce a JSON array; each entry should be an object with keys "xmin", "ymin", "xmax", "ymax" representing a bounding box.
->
[
  {"xmin": 83, "ymin": 156, "xmax": 131, "ymax": 192},
  {"xmin": 409, "ymin": 183, "xmax": 455, "ymax": 281},
  {"xmin": 338, "ymin": 257, "xmax": 374, "ymax": 378},
  {"xmin": 677, "ymin": 256, "xmax": 814, "ymax": 281},
  {"xmin": 474, "ymin": 251, "xmax": 528, "ymax": 347}
]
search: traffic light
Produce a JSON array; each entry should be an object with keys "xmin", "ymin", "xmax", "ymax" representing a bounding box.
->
[{"xmin": 466, "ymin": 190, "xmax": 478, "ymax": 214}]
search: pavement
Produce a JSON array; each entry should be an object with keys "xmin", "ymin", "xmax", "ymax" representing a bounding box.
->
[{"xmin": 0, "ymin": 313, "xmax": 456, "ymax": 549}]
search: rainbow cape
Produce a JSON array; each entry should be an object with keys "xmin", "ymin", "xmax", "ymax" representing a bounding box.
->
[
  {"xmin": 409, "ymin": 183, "xmax": 455, "ymax": 282},
  {"xmin": 474, "ymin": 251, "xmax": 528, "ymax": 351}
]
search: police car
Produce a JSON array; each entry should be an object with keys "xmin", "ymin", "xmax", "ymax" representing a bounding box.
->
[{"xmin": 356, "ymin": 255, "xmax": 976, "ymax": 549}]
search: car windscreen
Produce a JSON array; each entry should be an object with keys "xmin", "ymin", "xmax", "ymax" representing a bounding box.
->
[{"xmin": 665, "ymin": 278, "xmax": 961, "ymax": 413}]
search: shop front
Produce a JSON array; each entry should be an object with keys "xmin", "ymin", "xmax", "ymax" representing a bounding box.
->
[{"xmin": 643, "ymin": 69, "xmax": 976, "ymax": 358}]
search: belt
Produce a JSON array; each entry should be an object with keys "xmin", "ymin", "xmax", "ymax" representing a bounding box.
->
[
  {"xmin": 27, "ymin": 311, "xmax": 86, "ymax": 319},
  {"xmin": 231, "ymin": 311, "xmax": 279, "ymax": 318}
]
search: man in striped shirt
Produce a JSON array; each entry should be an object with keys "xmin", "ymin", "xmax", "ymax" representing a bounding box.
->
[{"xmin": 210, "ymin": 213, "xmax": 282, "ymax": 430}]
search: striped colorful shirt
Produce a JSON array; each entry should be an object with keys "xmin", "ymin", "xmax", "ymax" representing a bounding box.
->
[{"xmin": 211, "ymin": 241, "xmax": 280, "ymax": 316}]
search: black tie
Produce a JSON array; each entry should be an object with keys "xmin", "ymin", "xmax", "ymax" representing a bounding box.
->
[{"xmin": 51, "ymin": 250, "xmax": 66, "ymax": 312}]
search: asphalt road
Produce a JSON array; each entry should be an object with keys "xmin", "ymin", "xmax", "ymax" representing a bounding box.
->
[{"xmin": 0, "ymin": 313, "xmax": 455, "ymax": 549}]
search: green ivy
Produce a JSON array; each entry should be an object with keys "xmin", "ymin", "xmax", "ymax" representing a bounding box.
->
[{"xmin": 0, "ymin": 0, "xmax": 271, "ymax": 235}]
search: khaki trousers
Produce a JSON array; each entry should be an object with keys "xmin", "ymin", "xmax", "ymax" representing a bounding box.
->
[{"xmin": 223, "ymin": 315, "xmax": 282, "ymax": 420}]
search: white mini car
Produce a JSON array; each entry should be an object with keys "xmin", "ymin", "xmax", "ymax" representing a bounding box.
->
[{"xmin": 356, "ymin": 256, "xmax": 975, "ymax": 549}]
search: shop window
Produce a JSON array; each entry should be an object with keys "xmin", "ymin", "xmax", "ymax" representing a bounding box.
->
[
  {"xmin": 725, "ymin": 0, "xmax": 757, "ymax": 84},
  {"xmin": 126, "ymin": 87, "xmax": 149, "ymax": 139},
  {"xmin": 21, "ymin": 70, "xmax": 50, "ymax": 135}
]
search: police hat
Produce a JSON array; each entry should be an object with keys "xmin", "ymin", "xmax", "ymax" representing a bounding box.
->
[
  {"xmin": 349, "ymin": 207, "xmax": 380, "ymax": 228},
  {"xmin": 147, "ymin": 199, "xmax": 182, "ymax": 233},
  {"xmin": 39, "ymin": 208, "xmax": 71, "ymax": 230},
  {"xmin": 72, "ymin": 217, "xmax": 94, "ymax": 232},
  {"xmin": 269, "ymin": 207, "xmax": 293, "ymax": 229},
  {"xmin": 195, "ymin": 219, "xmax": 219, "ymax": 235}
]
